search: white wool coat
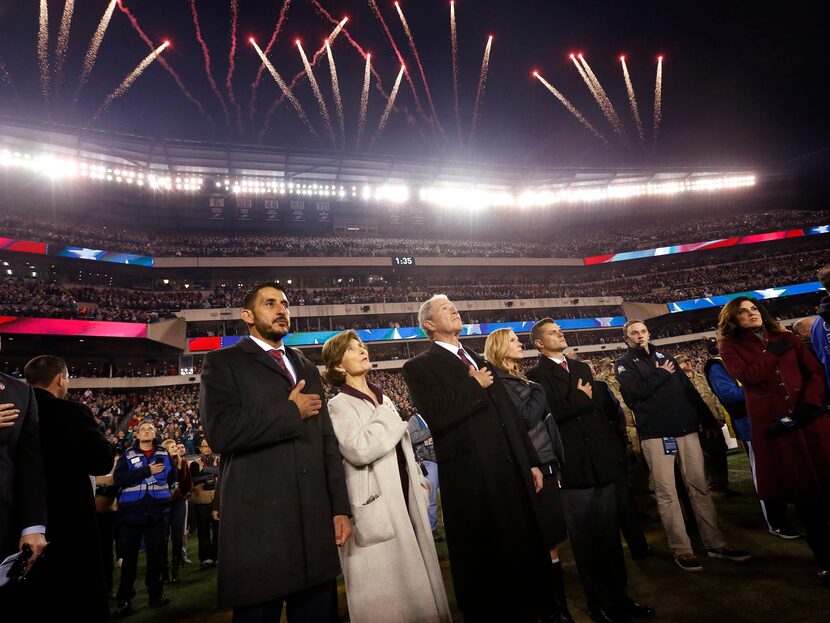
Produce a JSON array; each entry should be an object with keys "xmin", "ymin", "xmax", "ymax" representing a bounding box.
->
[{"xmin": 328, "ymin": 391, "xmax": 452, "ymax": 623}]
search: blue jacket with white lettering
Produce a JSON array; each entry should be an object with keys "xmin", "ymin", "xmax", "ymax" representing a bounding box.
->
[
  {"xmin": 114, "ymin": 442, "xmax": 177, "ymax": 523},
  {"xmin": 615, "ymin": 345, "xmax": 715, "ymax": 440}
]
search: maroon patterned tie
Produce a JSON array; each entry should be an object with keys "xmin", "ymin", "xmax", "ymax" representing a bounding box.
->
[
  {"xmin": 559, "ymin": 360, "xmax": 569, "ymax": 373},
  {"xmin": 457, "ymin": 347, "xmax": 475, "ymax": 368},
  {"xmin": 267, "ymin": 349, "xmax": 296, "ymax": 387}
]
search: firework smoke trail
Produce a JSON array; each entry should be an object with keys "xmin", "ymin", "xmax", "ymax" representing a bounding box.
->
[
  {"xmin": 533, "ymin": 71, "xmax": 609, "ymax": 146},
  {"xmin": 366, "ymin": 0, "xmax": 429, "ymax": 126},
  {"xmin": 249, "ymin": 0, "xmax": 292, "ymax": 121},
  {"xmin": 325, "ymin": 40, "xmax": 346, "ymax": 147},
  {"xmin": 54, "ymin": 0, "xmax": 74, "ymax": 90},
  {"xmin": 470, "ymin": 35, "xmax": 492, "ymax": 141},
  {"xmin": 371, "ymin": 64, "xmax": 405, "ymax": 146},
  {"xmin": 38, "ymin": 0, "xmax": 50, "ymax": 103},
  {"xmin": 450, "ymin": 1, "xmax": 461, "ymax": 141},
  {"xmin": 578, "ymin": 54, "xmax": 625, "ymax": 139},
  {"xmin": 653, "ymin": 56, "xmax": 663, "ymax": 140},
  {"xmin": 309, "ymin": 2, "xmax": 390, "ymax": 100},
  {"xmin": 226, "ymin": 0, "xmax": 243, "ymax": 132},
  {"xmin": 394, "ymin": 1, "xmax": 444, "ymax": 138},
  {"xmin": 189, "ymin": 0, "xmax": 230, "ymax": 126},
  {"xmin": 620, "ymin": 56, "xmax": 644, "ymax": 143},
  {"xmin": 95, "ymin": 41, "xmax": 169, "ymax": 117},
  {"xmin": 251, "ymin": 39, "xmax": 320, "ymax": 143},
  {"xmin": 75, "ymin": 0, "xmax": 117, "ymax": 100},
  {"xmin": 260, "ymin": 17, "xmax": 358, "ymax": 140},
  {"xmin": 356, "ymin": 53, "xmax": 371, "ymax": 149},
  {"xmin": 298, "ymin": 40, "xmax": 335, "ymax": 145},
  {"xmin": 571, "ymin": 55, "xmax": 614, "ymax": 134},
  {"xmin": 116, "ymin": 1, "xmax": 209, "ymax": 117},
  {"xmin": 0, "ymin": 58, "xmax": 20, "ymax": 102}
]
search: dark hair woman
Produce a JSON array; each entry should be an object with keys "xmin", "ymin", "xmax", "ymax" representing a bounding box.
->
[{"xmin": 717, "ymin": 296, "xmax": 830, "ymax": 586}]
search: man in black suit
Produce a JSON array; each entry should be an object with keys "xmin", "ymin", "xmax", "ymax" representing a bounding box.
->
[
  {"xmin": 200, "ymin": 282, "xmax": 351, "ymax": 622},
  {"xmin": 527, "ymin": 319, "xmax": 654, "ymax": 623},
  {"xmin": 402, "ymin": 295, "xmax": 552, "ymax": 623},
  {"xmin": 23, "ymin": 355, "xmax": 114, "ymax": 622},
  {"xmin": 0, "ymin": 350, "xmax": 47, "ymax": 605}
]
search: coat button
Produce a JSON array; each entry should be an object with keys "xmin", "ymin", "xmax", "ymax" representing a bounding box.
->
[
  {"xmin": 507, "ymin": 456, "xmax": 513, "ymax": 463},
  {"xmin": 299, "ymin": 467, "xmax": 308, "ymax": 475}
]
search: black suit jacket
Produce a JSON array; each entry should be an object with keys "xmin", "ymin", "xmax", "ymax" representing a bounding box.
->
[
  {"xmin": 29, "ymin": 388, "xmax": 113, "ymax": 621},
  {"xmin": 402, "ymin": 343, "xmax": 549, "ymax": 612},
  {"xmin": 527, "ymin": 356, "xmax": 621, "ymax": 488},
  {"xmin": 200, "ymin": 337, "xmax": 350, "ymax": 609},
  {"xmin": 0, "ymin": 373, "xmax": 46, "ymax": 559}
]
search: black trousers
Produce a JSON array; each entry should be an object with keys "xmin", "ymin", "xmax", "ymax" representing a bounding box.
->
[
  {"xmin": 97, "ymin": 511, "xmax": 116, "ymax": 594},
  {"xmin": 163, "ymin": 500, "xmax": 187, "ymax": 574},
  {"xmin": 193, "ymin": 502, "xmax": 219, "ymax": 562},
  {"xmin": 796, "ymin": 502, "xmax": 830, "ymax": 570},
  {"xmin": 561, "ymin": 483, "xmax": 628, "ymax": 611},
  {"xmin": 232, "ymin": 579, "xmax": 339, "ymax": 623},
  {"xmin": 116, "ymin": 514, "xmax": 167, "ymax": 601},
  {"xmin": 699, "ymin": 430, "xmax": 730, "ymax": 490},
  {"xmin": 613, "ymin": 471, "xmax": 649, "ymax": 557}
]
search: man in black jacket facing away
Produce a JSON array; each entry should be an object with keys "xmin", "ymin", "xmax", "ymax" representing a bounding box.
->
[
  {"xmin": 527, "ymin": 319, "xmax": 654, "ymax": 623},
  {"xmin": 615, "ymin": 320, "xmax": 750, "ymax": 573},
  {"xmin": 24, "ymin": 355, "xmax": 114, "ymax": 622}
]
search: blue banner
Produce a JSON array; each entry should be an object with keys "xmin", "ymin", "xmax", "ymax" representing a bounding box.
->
[{"xmin": 667, "ymin": 281, "xmax": 824, "ymax": 313}]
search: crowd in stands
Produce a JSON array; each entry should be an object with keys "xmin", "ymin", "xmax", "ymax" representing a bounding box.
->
[{"xmin": 2, "ymin": 208, "xmax": 828, "ymax": 258}]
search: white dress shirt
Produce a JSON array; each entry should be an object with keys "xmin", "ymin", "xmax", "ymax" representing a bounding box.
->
[
  {"xmin": 248, "ymin": 335, "xmax": 298, "ymax": 384},
  {"xmin": 434, "ymin": 340, "xmax": 479, "ymax": 370}
]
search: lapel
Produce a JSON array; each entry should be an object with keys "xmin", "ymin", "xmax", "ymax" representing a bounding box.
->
[
  {"xmin": 236, "ymin": 337, "xmax": 295, "ymax": 387},
  {"xmin": 427, "ymin": 342, "xmax": 471, "ymax": 373}
]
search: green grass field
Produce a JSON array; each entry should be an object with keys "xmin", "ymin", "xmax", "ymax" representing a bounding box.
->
[{"xmin": 118, "ymin": 453, "xmax": 829, "ymax": 622}]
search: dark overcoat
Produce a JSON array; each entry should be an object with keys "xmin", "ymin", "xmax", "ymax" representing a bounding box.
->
[
  {"xmin": 526, "ymin": 356, "xmax": 621, "ymax": 489},
  {"xmin": 402, "ymin": 343, "xmax": 551, "ymax": 614},
  {"xmin": 719, "ymin": 329, "xmax": 830, "ymax": 504},
  {"xmin": 200, "ymin": 338, "xmax": 350, "ymax": 609},
  {"xmin": 30, "ymin": 388, "xmax": 113, "ymax": 622},
  {"xmin": 0, "ymin": 373, "xmax": 45, "ymax": 560}
]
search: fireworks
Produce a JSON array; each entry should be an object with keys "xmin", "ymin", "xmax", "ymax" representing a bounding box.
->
[
  {"xmin": 249, "ymin": 0, "xmax": 292, "ymax": 122},
  {"xmin": 251, "ymin": 38, "xmax": 319, "ymax": 142},
  {"xmin": 38, "ymin": 0, "xmax": 50, "ymax": 102},
  {"xmin": 76, "ymin": 0, "xmax": 117, "ymax": 99},
  {"xmin": 620, "ymin": 56, "xmax": 644, "ymax": 144},
  {"xmin": 450, "ymin": 1, "xmax": 461, "ymax": 140},
  {"xmin": 372, "ymin": 64, "xmax": 405, "ymax": 145},
  {"xmin": 226, "ymin": 0, "xmax": 242, "ymax": 132},
  {"xmin": 189, "ymin": 0, "xmax": 230, "ymax": 126},
  {"xmin": 576, "ymin": 53, "xmax": 625, "ymax": 140},
  {"xmin": 54, "ymin": 0, "xmax": 74, "ymax": 90},
  {"xmin": 367, "ymin": 0, "xmax": 428, "ymax": 124},
  {"xmin": 95, "ymin": 41, "xmax": 169, "ymax": 117},
  {"xmin": 533, "ymin": 71, "xmax": 609, "ymax": 146},
  {"xmin": 0, "ymin": 58, "xmax": 19, "ymax": 101},
  {"xmin": 325, "ymin": 40, "xmax": 346, "ymax": 147},
  {"xmin": 470, "ymin": 35, "xmax": 493, "ymax": 141},
  {"xmin": 298, "ymin": 40, "xmax": 335, "ymax": 145},
  {"xmin": 394, "ymin": 1, "xmax": 443, "ymax": 137},
  {"xmin": 117, "ymin": 1, "xmax": 208, "ymax": 117},
  {"xmin": 356, "ymin": 53, "xmax": 371, "ymax": 148},
  {"xmin": 654, "ymin": 55, "xmax": 663, "ymax": 140}
]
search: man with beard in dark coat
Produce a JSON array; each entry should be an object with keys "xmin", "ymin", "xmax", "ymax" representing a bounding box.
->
[
  {"xmin": 24, "ymin": 355, "xmax": 114, "ymax": 622},
  {"xmin": 402, "ymin": 295, "xmax": 553, "ymax": 623},
  {"xmin": 200, "ymin": 282, "xmax": 351, "ymax": 622}
]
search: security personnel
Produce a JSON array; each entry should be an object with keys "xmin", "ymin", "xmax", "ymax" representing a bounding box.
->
[
  {"xmin": 615, "ymin": 320, "xmax": 749, "ymax": 572},
  {"xmin": 113, "ymin": 420, "xmax": 177, "ymax": 615}
]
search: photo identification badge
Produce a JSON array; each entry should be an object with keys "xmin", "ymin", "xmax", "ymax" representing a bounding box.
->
[{"xmin": 662, "ymin": 436, "xmax": 679, "ymax": 455}]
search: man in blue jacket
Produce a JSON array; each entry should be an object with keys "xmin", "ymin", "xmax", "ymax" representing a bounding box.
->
[
  {"xmin": 810, "ymin": 265, "xmax": 830, "ymax": 389},
  {"xmin": 113, "ymin": 420, "xmax": 178, "ymax": 615}
]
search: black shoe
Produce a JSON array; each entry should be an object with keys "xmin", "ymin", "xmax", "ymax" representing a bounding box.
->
[
  {"xmin": 618, "ymin": 595, "xmax": 656, "ymax": 618},
  {"xmin": 113, "ymin": 601, "xmax": 132, "ymax": 617},
  {"xmin": 149, "ymin": 595, "xmax": 170, "ymax": 608},
  {"xmin": 543, "ymin": 612, "xmax": 576, "ymax": 623},
  {"xmin": 630, "ymin": 546, "xmax": 652, "ymax": 561},
  {"xmin": 588, "ymin": 608, "xmax": 632, "ymax": 623},
  {"xmin": 769, "ymin": 526, "xmax": 801, "ymax": 540},
  {"xmin": 819, "ymin": 569, "xmax": 829, "ymax": 587}
]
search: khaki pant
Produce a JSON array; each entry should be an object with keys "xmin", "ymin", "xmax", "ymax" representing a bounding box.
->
[{"xmin": 641, "ymin": 432, "xmax": 727, "ymax": 556}]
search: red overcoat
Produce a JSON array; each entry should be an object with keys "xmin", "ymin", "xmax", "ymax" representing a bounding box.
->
[{"xmin": 719, "ymin": 329, "xmax": 830, "ymax": 504}]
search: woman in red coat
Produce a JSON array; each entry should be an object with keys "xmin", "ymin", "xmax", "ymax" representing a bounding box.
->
[{"xmin": 718, "ymin": 296, "xmax": 830, "ymax": 586}]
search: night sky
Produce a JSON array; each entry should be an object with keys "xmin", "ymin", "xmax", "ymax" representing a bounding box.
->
[{"xmin": 0, "ymin": 1, "xmax": 827, "ymax": 170}]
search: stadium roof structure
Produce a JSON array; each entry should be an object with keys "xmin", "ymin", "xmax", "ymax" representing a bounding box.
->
[{"xmin": 1, "ymin": 117, "xmax": 762, "ymax": 207}]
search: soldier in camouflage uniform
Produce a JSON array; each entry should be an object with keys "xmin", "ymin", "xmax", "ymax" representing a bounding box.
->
[{"xmin": 677, "ymin": 356, "xmax": 739, "ymax": 497}]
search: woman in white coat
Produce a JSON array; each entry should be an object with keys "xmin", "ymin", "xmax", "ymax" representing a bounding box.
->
[{"xmin": 322, "ymin": 330, "xmax": 452, "ymax": 623}]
